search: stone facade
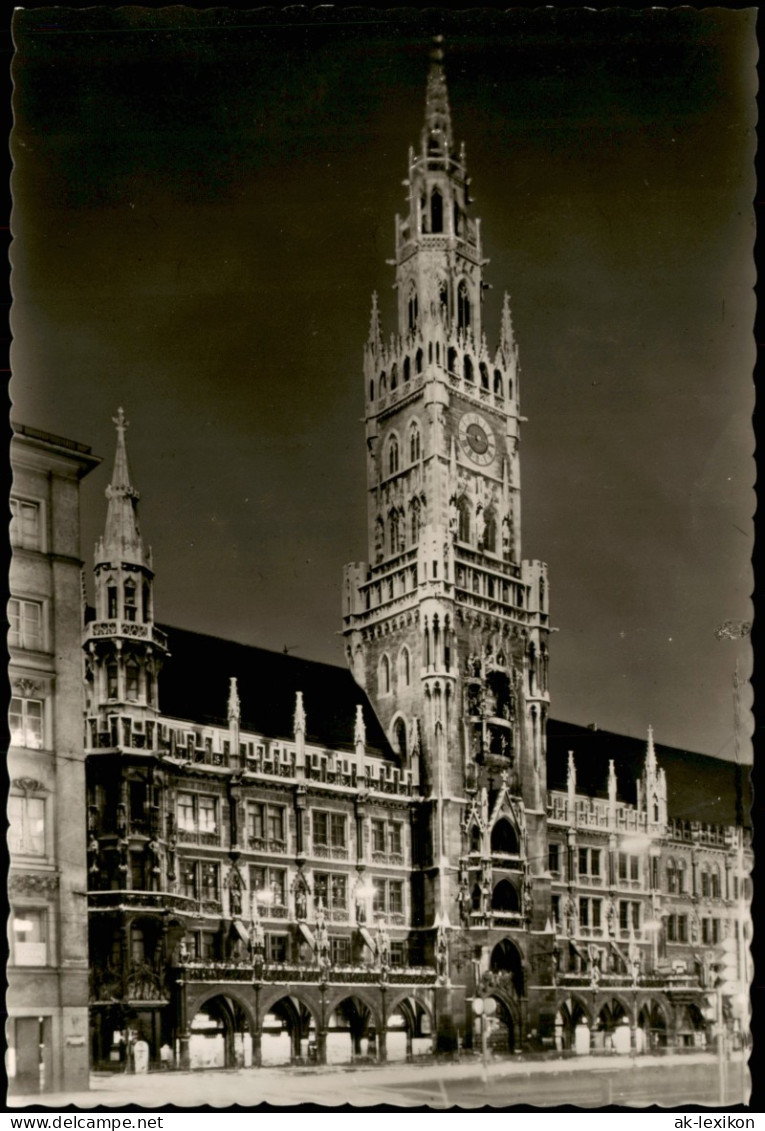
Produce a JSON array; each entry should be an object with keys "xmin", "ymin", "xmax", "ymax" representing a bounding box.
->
[
  {"xmin": 8, "ymin": 424, "xmax": 101, "ymax": 1094},
  {"xmin": 78, "ymin": 43, "xmax": 751, "ymax": 1073}
]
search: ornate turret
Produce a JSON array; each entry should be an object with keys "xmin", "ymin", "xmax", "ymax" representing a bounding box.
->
[{"xmin": 84, "ymin": 410, "xmax": 167, "ymax": 742}]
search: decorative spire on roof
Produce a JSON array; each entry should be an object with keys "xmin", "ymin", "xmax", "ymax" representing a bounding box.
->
[
  {"xmin": 228, "ymin": 677, "xmax": 241, "ymax": 724},
  {"xmin": 97, "ymin": 407, "xmax": 148, "ymax": 568},
  {"xmin": 607, "ymin": 758, "xmax": 617, "ymax": 803},
  {"xmin": 566, "ymin": 750, "xmax": 577, "ymax": 794},
  {"xmin": 368, "ymin": 291, "xmax": 382, "ymax": 347},
  {"xmin": 421, "ymin": 35, "xmax": 453, "ymax": 157},
  {"xmin": 294, "ymin": 690, "xmax": 306, "ymax": 738},
  {"xmin": 500, "ymin": 292, "xmax": 516, "ymax": 356},
  {"xmin": 354, "ymin": 704, "xmax": 366, "ymax": 749},
  {"xmin": 645, "ymin": 724, "xmax": 657, "ymax": 777}
]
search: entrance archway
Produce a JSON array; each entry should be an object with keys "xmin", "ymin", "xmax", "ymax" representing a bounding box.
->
[
  {"xmin": 189, "ymin": 995, "xmax": 251, "ymax": 1070},
  {"xmin": 676, "ymin": 1002, "xmax": 708, "ymax": 1048},
  {"xmin": 554, "ymin": 998, "xmax": 589, "ymax": 1051},
  {"xmin": 594, "ymin": 998, "xmax": 628, "ymax": 1052},
  {"xmin": 490, "ymin": 938, "xmax": 524, "ymax": 997},
  {"xmin": 638, "ymin": 999, "xmax": 668, "ymax": 1051},
  {"xmin": 261, "ymin": 996, "xmax": 315, "ymax": 1065},
  {"xmin": 485, "ymin": 995, "xmax": 516, "ymax": 1055},
  {"xmin": 326, "ymin": 996, "xmax": 374, "ymax": 1064}
]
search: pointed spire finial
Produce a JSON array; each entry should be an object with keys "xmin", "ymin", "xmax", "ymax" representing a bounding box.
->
[
  {"xmin": 368, "ymin": 291, "xmax": 382, "ymax": 346},
  {"xmin": 500, "ymin": 292, "xmax": 515, "ymax": 355},
  {"xmin": 228, "ymin": 677, "xmax": 241, "ymax": 724},
  {"xmin": 294, "ymin": 690, "xmax": 306, "ymax": 737},
  {"xmin": 422, "ymin": 36, "xmax": 453, "ymax": 156},
  {"xmin": 354, "ymin": 704, "xmax": 367, "ymax": 749},
  {"xmin": 98, "ymin": 406, "xmax": 148, "ymax": 567},
  {"xmin": 645, "ymin": 724, "xmax": 657, "ymax": 774}
]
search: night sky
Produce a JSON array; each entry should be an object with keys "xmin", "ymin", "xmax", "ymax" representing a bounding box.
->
[{"xmin": 10, "ymin": 8, "xmax": 755, "ymax": 761}]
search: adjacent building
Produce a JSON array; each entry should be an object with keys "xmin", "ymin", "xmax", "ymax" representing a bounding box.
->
[
  {"xmin": 74, "ymin": 43, "xmax": 752, "ymax": 1071},
  {"xmin": 8, "ymin": 424, "xmax": 101, "ymax": 1094}
]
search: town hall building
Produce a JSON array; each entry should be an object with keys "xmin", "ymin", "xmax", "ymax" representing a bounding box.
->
[{"xmin": 8, "ymin": 42, "xmax": 751, "ymax": 1086}]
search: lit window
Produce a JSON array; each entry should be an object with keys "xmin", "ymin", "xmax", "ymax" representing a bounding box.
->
[
  {"xmin": 198, "ymin": 796, "xmax": 218, "ymax": 833},
  {"xmin": 9, "ymin": 697, "xmax": 44, "ymax": 749},
  {"xmin": 177, "ymin": 793, "xmax": 195, "ymax": 831},
  {"xmin": 9, "ymin": 794, "xmax": 45, "ymax": 856},
  {"xmin": 8, "ymin": 598, "xmax": 43, "ymax": 650},
  {"xmin": 12, "ymin": 908, "xmax": 47, "ymax": 966},
  {"xmin": 10, "ymin": 498, "xmax": 42, "ymax": 551}
]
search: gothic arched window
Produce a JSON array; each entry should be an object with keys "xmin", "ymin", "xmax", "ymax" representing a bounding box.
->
[
  {"xmin": 379, "ymin": 371, "xmax": 387, "ymax": 397},
  {"xmin": 701, "ymin": 866, "xmax": 710, "ymax": 899},
  {"xmin": 399, "ymin": 647, "xmax": 411, "ymax": 687},
  {"xmin": 457, "ymin": 496, "xmax": 471, "ymax": 543},
  {"xmin": 389, "ymin": 510, "xmax": 400, "ymax": 555},
  {"xmin": 106, "ymin": 659, "xmax": 119, "ymax": 700},
  {"xmin": 494, "ymin": 369, "xmax": 504, "ymax": 398},
  {"xmin": 480, "ymin": 362, "xmax": 490, "ymax": 391},
  {"xmin": 393, "ymin": 717, "xmax": 408, "ymax": 759},
  {"xmin": 403, "ymin": 356, "xmax": 411, "ymax": 383},
  {"xmin": 142, "ymin": 582, "xmax": 151, "ymax": 623},
  {"xmin": 439, "ymin": 280, "xmax": 448, "ymax": 321},
  {"xmin": 123, "ymin": 581, "xmax": 137, "ymax": 622},
  {"xmin": 415, "ymin": 348, "xmax": 423, "ymax": 374},
  {"xmin": 407, "ymin": 287, "xmax": 418, "ymax": 331},
  {"xmin": 483, "ymin": 509, "xmax": 497, "ymax": 553},
  {"xmin": 379, "ymin": 654, "xmax": 391, "ymax": 696},
  {"xmin": 388, "ymin": 436, "xmax": 399, "ymax": 476},
  {"xmin": 390, "ymin": 363, "xmax": 398, "ymax": 391},
  {"xmin": 457, "ymin": 280, "xmax": 471, "ymax": 330},
  {"xmin": 369, "ymin": 378, "xmax": 375, "ymax": 401},
  {"xmin": 125, "ymin": 657, "xmax": 140, "ymax": 701},
  {"xmin": 430, "ymin": 189, "xmax": 443, "ymax": 234},
  {"xmin": 410, "ymin": 497, "xmax": 421, "ymax": 543},
  {"xmin": 470, "ymin": 826, "xmax": 482, "ymax": 854},
  {"xmin": 447, "ymin": 347, "xmax": 457, "ymax": 374},
  {"xmin": 463, "ymin": 355, "xmax": 474, "ymax": 383},
  {"xmin": 107, "ymin": 580, "xmax": 118, "ymax": 620},
  {"xmin": 409, "ymin": 423, "xmax": 421, "ymax": 463}
]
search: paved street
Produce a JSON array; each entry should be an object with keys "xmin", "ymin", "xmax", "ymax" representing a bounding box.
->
[{"xmin": 8, "ymin": 1052, "xmax": 750, "ymax": 1110}]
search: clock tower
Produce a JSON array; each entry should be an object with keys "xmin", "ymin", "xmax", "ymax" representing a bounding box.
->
[{"xmin": 343, "ymin": 40, "xmax": 553, "ymax": 1040}]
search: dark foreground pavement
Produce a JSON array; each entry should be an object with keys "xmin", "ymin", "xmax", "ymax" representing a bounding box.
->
[{"xmin": 8, "ymin": 1051, "xmax": 751, "ymax": 1110}]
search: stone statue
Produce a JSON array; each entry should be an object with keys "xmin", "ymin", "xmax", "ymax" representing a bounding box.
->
[{"xmin": 436, "ymin": 924, "xmax": 449, "ymax": 982}]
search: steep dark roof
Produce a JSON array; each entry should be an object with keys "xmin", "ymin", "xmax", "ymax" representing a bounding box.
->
[
  {"xmin": 157, "ymin": 624, "xmax": 395, "ymax": 760},
  {"xmin": 546, "ymin": 718, "xmax": 752, "ymax": 828},
  {"xmin": 151, "ymin": 622, "xmax": 750, "ymax": 824}
]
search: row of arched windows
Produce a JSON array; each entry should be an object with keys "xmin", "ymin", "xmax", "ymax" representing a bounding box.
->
[
  {"xmin": 468, "ymin": 817, "xmax": 520, "ymax": 856},
  {"xmin": 370, "ymin": 344, "xmax": 512, "ymax": 403},
  {"xmin": 371, "ymin": 350, "xmax": 424, "ymax": 402},
  {"xmin": 105, "ymin": 576, "xmax": 151, "ymax": 623},
  {"xmin": 379, "ymin": 647, "xmax": 412, "ymax": 697},
  {"xmin": 375, "ymin": 497, "xmax": 423, "ymax": 561},
  {"xmin": 386, "ymin": 422, "xmax": 422, "ymax": 478}
]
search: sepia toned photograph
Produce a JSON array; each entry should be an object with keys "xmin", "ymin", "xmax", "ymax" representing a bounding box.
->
[{"xmin": 8, "ymin": 6, "xmax": 756, "ymax": 1112}]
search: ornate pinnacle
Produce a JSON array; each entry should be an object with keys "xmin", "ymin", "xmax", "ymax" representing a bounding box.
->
[
  {"xmin": 500, "ymin": 292, "xmax": 515, "ymax": 355},
  {"xmin": 645, "ymin": 724, "xmax": 657, "ymax": 776},
  {"xmin": 422, "ymin": 36, "xmax": 453, "ymax": 155},
  {"xmin": 354, "ymin": 704, "xmax": 367, "ymax": 748},
  {"xmin": 228, "ymin": 677, "xmax": 241, "ymax": 724},
  {"xmin": 368, "ymin": 291, "xmax": 382, "ymax": 346},
  {"xmin": 294, "ymin": 690, "xmax": 306, "ymax": 737}
]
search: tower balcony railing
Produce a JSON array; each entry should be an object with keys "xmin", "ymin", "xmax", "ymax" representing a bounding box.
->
[
  {"xmin": 666, "ymin": 819, "xmax": 733, "ymax": 848},
  {"xmin": 84, "ymin": 619, "xmax": 168, "ymax": 648},
  {"xmin": 454, "ymin": 544, "xmax": 522, "ymax": 581}
]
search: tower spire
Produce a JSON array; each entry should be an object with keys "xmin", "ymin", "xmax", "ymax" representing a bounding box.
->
[
  {"xmin": 421, "ymin": 35, "xmax": 453, "ymax": 157},
  {"xmin": 98, "ymin": 407, "xmax": 148, "ymax": 568}
]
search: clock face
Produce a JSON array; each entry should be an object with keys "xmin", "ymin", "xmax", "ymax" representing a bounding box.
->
[{"xmin": 458, "ymin": 412, "xmax": 497, "ymax": 467}]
